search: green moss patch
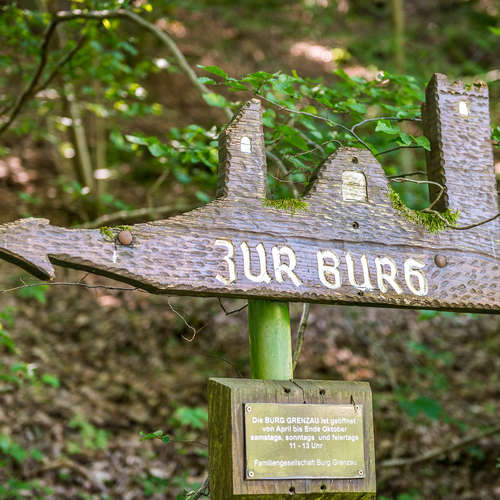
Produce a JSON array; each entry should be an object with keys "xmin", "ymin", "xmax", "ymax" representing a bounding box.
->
[
  {"xmin": 389, "ymin": 188, "xmax": 459, "ymax": 233},
  {"xmin": 262, "ymin": 198, "xmax": 309, "ymax": 214}
]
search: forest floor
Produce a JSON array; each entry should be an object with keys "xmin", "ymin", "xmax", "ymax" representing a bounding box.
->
[{"xmin": 0, "ymin": 268, "xmax": 498, "ymax": 499}]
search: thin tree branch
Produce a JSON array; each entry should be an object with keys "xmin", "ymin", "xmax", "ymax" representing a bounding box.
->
[
  {"xmin": 351, "ymin": 115, "xmax": 421, "ymax": 132},
  {"xmin": 286, "ymin": 138, "xmax": 342, "ymax": 158},
  {"xmin": 0, "ymin": 20, "xmax": 59, "ymax": 136},
  {"xmin": 390, "ymin": 177, "xmax": 445, "ymax": 210},
  {"xmin": 147, "ymin": 170, "xmax": 169, "ymax": 211},
  {"xmin": 35, "ymin": 35, "xmax": 88, "ymax": 95},
  {"xmin": 423, "ymin": 209, "xmax": 500, "ymax": 230},
  {"xmin": 1, "ymin": 7, "xmax": 233, "ymax": 137},
  {"xmin": 167, "ymin": 298, "xmax": 208, "ymax": 342},
  {"xmin": 292, "ymin": 303, "xmax": 310, "ymax": 372},
  {"xmin": 77, "ymin": 203, "xmax": 194, "ymax": 228},
  {"xmin": 266, "ymin": 150, "xmax": 300, "ymax": 197},
  {"xmin": 389, "ymin": 178, "xmax": 500, "ymax": 229},
  {"xmin": 387, "ymin": 170, "xmax": 427, "ymax": 178},
  {"xmin": 26, "ymin": 458, "xmax": 106, "ymax": 492},
  {"xmin": 375, "ymin": 145, "xmax": 422, "ymax": 156},
  {"xmin": 0, "ymin": 281, "xmax": 142, "ymax": 294},
  {"xmin": 380, "ymin": 423, "xmax": 500, "ymax": 468},
  {"xmin": 217, "ymin": 297, "xmax": 248, "ymax": 316},
  {"xmin": 54, "ymin": 9, "xmax": 232, "ymax": 120},
  {"xmin": 186, "ymin": 477, "xmax": 209, "ymax": 499}
]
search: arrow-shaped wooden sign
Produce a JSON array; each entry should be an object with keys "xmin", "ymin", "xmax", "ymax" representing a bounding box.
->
[{"xmin": 0, "ymin": 74, "xmax": 498, "ymax": 312}]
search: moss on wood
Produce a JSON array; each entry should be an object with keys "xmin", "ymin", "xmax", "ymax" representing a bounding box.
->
[
  {"xmin": 263, "ymin": 198, "xmax": 309, "ymax": 214},
  {"xmin": 389, "ymin": 188, "xmax": 459, "ymax": 233}
]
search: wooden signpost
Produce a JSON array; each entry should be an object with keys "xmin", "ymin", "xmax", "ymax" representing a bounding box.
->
[{"xmin": 0, "ymin": 73, "xmax": 498, "ymax": 499}]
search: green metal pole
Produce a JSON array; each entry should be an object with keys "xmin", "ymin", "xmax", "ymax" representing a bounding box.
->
[{"xmin": 248, "ymin": 299, "xmax": 293, "ymax": 380}]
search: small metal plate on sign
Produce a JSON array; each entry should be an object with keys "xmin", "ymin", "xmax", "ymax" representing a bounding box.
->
[{"xmin": 244, "ymin": 402, "xmax": 365, "ymax": 480}]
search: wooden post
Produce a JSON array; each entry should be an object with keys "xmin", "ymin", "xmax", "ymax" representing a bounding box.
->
[{"xmin": 248, "ymin": 299, "xmax": 293, "ymax": 380}]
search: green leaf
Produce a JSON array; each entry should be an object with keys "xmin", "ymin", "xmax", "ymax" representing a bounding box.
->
[
  {"xmin": 346, "ymin": 99, "xmax": 366, "ymax": 114},
  {"xmin": 414, "ymin": 136, "xmax": 430, "ymax": 151},
  {"xmin": 172, "ymin": 407, "xmax": 208, "ymax": 430},
  {"xmin": 195, "ymin": 191, "xmax": 211, "ymax": 203},
  {"xmin": 202, "ymin": 92, "xmax": 229, "ymax": 108},
  {"xmin": 398, "ymin": 132, "xmax": 412, "ymax": 146},
  {"xmin": 489, "ymin": 26, "xmax": 500, "ymax": 36},
  {"xmin": 125, "ymin": 134, "xmax": 149, "ymax": 146},
  {"xmin": 197, "ymin": 65, "xmax": 227, "ymax": 79},
  {"xmin": 226, "ymin": 80, "xmax": 249, "ymax": 91},
  {"xmin": 140, "ymin": 430, "xmax": 170, "ymax": 443},
  {"xmin": 375, "ymin": 120, "xmax": 400, "ymax": 135},
  {"xmin": 41, "ymin": 373, "xmax": 60, "ymax": 388},
  {"xmin": 147, "ymin": 142, "xmax": 168, "ymax": 157},
  {"xmin": 399, "ymin": 395, "xmax": 442, "ymax": 420},
  {"xmin": 18, "ymin": 285, "xmax": 48, "ymax": 304},
  {"xmin": 197, "ymin": 76, "xmax": 216, "ymax": 85},
  {"xmin": 0, "ymin": 329, "xmax": 16, "ymax": 352}
]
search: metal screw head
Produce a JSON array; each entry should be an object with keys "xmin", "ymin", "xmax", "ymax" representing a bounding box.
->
[
  {"xmin": 117, "ymin": 230, "xmax": 133, "ymax": 246},
  {"xmin": 247, "ymin": 470, "xmax": 254, "ymax": 478},
  {"xmin": 358, "ymin": 470, "xmax": 364, "ymax": 476},
  {"xmin": 246, "ymin": 405, "xmax": 252, "ymax": 413},
  {"xmin": 434, "ymin": 254, "xmax": 447, "ymax": 268}
]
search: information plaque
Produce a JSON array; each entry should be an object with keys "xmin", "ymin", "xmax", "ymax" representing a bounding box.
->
[{"xmin": 244, "ymin": 402, "xmax": 365, "ymax": 480}]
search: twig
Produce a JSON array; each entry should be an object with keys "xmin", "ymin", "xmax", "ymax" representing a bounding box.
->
[
  {"xmin": 167, "ymin": 298, "xmax": 207, "ymax": 342},
  {"xmin": 375, "ymin": 145, "xmax": 422, "ymax": 156},
  {"xmin": 295, "ymin": 128, "xmax": 326, "ymax": 155},
  {"xmin": 35, "ymin": 35, "xmax": 88, "ymax": 95},
  {"xmin": 387, "ymin": 170, "xmax": 427, "ymax": 178},
  {"xmin": 284, "ymin": 138, "xmax": 342, "ymax": 159},
  {"xmin": 54, "ymin": 9, "xmax": 232, "ymax": 120},
  {"xmin": 197, "ymin": 346, "xmax": 243, "ymax": 377},
  {"xmin": 26, "ymin": 458, "xmax": 107, "ymax": 491},
  {"xmin": 217, "ymin": 297, "xmax": 248, "ymax": 315},
  {"xmin": 266, "ymin": 151, "xmax": 299, "ymax": 197},
  {"xmin": 389, "ymin": 177, "xmax": 500, "ymax": 229},
  {"xmin": 0, "ymin": 20, "xmax": 59, "ymax": 136},
  {"xmin": 351, "ymin": 115, "xmax": 421, "ymax": 132},
  {"xmin": 292, "ymin": 303, "xmax": 310, "ymax": 372},
  {"xmin": 186, "ymin": 476, "xmax": 209, "ymax": 499},
  {"xmin": 380, "ymin": 423, "xmax": 500, "ymax": 468},
  {"xmin": 390, "ymin": 177, "xmax": 445, "ymax": 211},
  {"xmin": 0, "ymin": 281, "xmax": 142, "ymax": 294},
  {"xmin": 147, "ymin": 170, "xmax": 169, "ymax": 210},
  {"xmin": 423, "ymin": 209, "xmax": 500, "ymax": 230},
  {"xmin": 77, "ymin": 203, "xmax": 194, "ymax": 228}
]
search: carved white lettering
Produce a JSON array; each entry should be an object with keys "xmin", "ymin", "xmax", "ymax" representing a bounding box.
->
[
  {"xmin": 404, "ymin": 258, "xmax": 428, "ymax": 296},
  {"xmin": 213, "ymin": 239, "xmax": 429, "ymax": 297},
  {"xmin": 375, "ymin": 257, "xmax": 402, "ymax": 294},
  {"xmin": 345, "ymin": 252, "xmax": 373, "ymax": 290},
  {"xmin": 241, "ymin": 242, "xmax": 271, "ymax": 283},
  {"xmin": 214, "ymin": 239, "xmax": 236, "ymax": 285},
  {"xmin": 317, "ymin": 250, "xmax": 342, "ymax": 290},
  {"xmin": 272, "ymin": 245, "xmax": 301, "ymax": 287}
]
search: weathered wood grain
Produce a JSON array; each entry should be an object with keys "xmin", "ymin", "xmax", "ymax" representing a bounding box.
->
[
  {"xmin": 0, "ymin": 74, "xmax": 498, "ymax": 312},
  {"xmin": 208, "ymin": 378, "xmax": 375, "ymax": 500}
]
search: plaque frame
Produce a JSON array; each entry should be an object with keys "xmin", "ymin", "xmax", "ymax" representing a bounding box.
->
[{"xmin": 208, "ymin": 378, "xmax": 376, "ymax": 500}]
